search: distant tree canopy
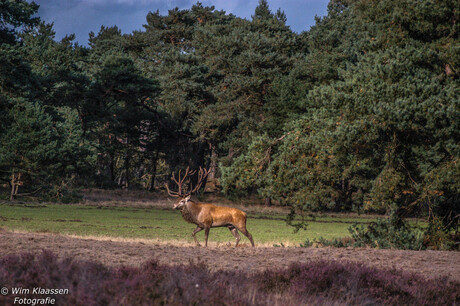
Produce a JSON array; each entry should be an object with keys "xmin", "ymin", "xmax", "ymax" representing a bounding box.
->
[{"xmin": 0, "ymin": 0, "xmax": 458, "ymax": 232}]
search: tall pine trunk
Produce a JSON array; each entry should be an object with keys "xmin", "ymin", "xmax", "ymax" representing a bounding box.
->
[
  {"xmin": 208, "ymin": 145, "xmax": 217, "ymax": 181},
  {"xmin": 124, "ymin": 136, "xmax": 130, "ymax": 190},
  {"xmin": 10, "ymin": 171, "xmax": 21, "ymax": 200},
  {"xmin": 109, "ymin": 153, "xmax": 115, "ymax": 183},
  {"xmin": 10, "ymin": 171, "xmax": 16, "ymax": 201},
  {"xmin": 148, "ymin": 150, "xmax": 160, "ymax": 192},
  {"xmin": 265, "ymin": 197, "xmax": 272, "ymax": 206},
  {"xmin": 124, "ymin": 152, "xmax": 130, "ymax": 190}
]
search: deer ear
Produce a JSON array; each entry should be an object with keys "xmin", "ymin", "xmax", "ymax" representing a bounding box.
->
[{"xmin": 185, "ymin": 195, "xmax": 191, "ymax": 201}]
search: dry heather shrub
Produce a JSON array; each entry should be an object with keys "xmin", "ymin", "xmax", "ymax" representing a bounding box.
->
[{"xmin": 0, "ymin": 251, "xmax": 458, "ymax": 305}]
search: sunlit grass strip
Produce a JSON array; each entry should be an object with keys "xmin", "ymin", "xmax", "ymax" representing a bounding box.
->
[{"xmin": 0, "ymin": 203, "xmax": 381, "ymax": 245}]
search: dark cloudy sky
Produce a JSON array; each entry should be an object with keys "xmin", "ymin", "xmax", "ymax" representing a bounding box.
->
[{"xmin": 33, "ymin": 0, "xmax": 330, "ymax": 45}]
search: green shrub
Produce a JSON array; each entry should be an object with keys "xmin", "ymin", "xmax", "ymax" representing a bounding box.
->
[
  {"xmin": 301, "ymin": 237, "xmax": 354, "ymax": 248},
  {"xmin": 348, "ymin": 214, "xmax": 425, "ymax": 250},
  {"xmin": 424, "ymin": 218, "xmax": 459, "ymax": 250}
]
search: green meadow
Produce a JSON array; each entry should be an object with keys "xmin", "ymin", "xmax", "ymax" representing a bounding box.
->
[{"xmin": 0, "ymin": 203, "xmax": 379, "ymax": 245}]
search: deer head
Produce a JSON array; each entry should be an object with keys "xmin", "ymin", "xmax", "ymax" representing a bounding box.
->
[
  {"xmin": 165, "ymin": 166, "xmax": 210, "ymax": 209},
  {"xmin": 172, "ymin": 195, "xmax": 191, "ymax": 210}
]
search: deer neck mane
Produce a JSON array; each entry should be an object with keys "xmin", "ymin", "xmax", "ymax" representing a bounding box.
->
[{"xmin": 179, "ymin": 200, "xmax": 200, "ymax": 224}]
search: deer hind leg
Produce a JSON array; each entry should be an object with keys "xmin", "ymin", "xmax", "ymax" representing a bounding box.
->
[
  {"xmin": 238, "ymin": 227, "xmax": 255, "ymax": 247},
  {"xmin": 192, "ymin": 226, "xmax": 203, "ymax": 246},
  {"xmin": 204, "ymin": 227, "xmax": 210, "ymax": 247},
  {"xmin": 228, "ymin": 226, "xmax": 241, "ymax": 247}
]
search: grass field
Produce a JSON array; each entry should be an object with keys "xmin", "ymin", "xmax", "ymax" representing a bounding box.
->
[{"xmin": 0, "ymin": 202, "xmax": 384, "ymax": 245}]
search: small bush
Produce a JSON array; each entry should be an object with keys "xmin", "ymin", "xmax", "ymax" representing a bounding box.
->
[
  {"xmin": 423, "ymin": 218, "xmax": 459, "ymax": 250},
  {"xmin": 304, "ymin": 215, "xmax": 458, "ymax": 251},
  {"xmin": 301, "ymin": 236, "xmax": 355, "ymax": 248},
  {"xmin": 348, "ymin": 214, "xmax": 425, "ymax": 250},
  {"xmin": 299, "ymin": 238, "xmax": 314, "ymax": 247}
]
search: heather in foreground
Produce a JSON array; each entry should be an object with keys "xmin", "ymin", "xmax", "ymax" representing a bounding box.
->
[{"xmin": 0, "ymin": 251, "xmax": 458, "ymax": 305}]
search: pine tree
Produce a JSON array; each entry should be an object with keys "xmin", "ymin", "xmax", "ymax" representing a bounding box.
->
[
  {"xmin": 85, "ymin": 28, "xmax": 160, "ymax": 188},
  {"xmin": 221, "ymin": 0, "xmax": 459, "ymax": 229},
  {"xmin": 0, "ymin": 101, "xmax": 58, "ymax": 199}
]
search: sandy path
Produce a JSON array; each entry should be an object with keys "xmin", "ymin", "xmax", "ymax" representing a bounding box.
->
[{"xmin": 1, "ymin": 230, "xmax": 459, "ymax": 282}]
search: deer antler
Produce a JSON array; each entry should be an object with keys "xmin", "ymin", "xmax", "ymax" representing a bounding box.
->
[
  {"xmin": 165, "ymin": 166, "xmax": 210, "ymax": 197},
  {"xmin": 165, "ymin": 166, "xmax": 196, "ymax": 197},
  {"xmin": 189, "ymin": 167, "xmax": 211, "ymax": 194}
]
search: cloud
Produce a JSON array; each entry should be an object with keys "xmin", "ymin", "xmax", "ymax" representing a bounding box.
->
[
  {"xmin": 79, "ymin": 0, "xmax": 160, "ymax": 5},
  {"xmin": 33, "ymin": 0, "xmax": 329, "ymax": 45},
  {"xmin": 200, "ymin": 0, "xmax": 246, "ymax": 14}
]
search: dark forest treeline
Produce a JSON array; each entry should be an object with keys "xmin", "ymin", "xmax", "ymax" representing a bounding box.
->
[{"xmin": 0, "ymin": 1, "xmax": 459, "ymax": 238}]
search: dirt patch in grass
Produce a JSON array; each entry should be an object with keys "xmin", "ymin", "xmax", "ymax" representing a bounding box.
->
[{"xmin": 0, "ymin": 230, "xmax": 458, "ymax": 282}]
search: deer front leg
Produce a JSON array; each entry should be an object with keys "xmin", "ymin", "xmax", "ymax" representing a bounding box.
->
[{"xmin": 192, "ymin": 226, "xmax": 203, "ymax": 246}]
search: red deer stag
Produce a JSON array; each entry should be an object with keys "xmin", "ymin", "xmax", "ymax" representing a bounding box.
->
[{"xmin": 165, "ymin": 167, "xmax": 255, "ymax": 247}]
